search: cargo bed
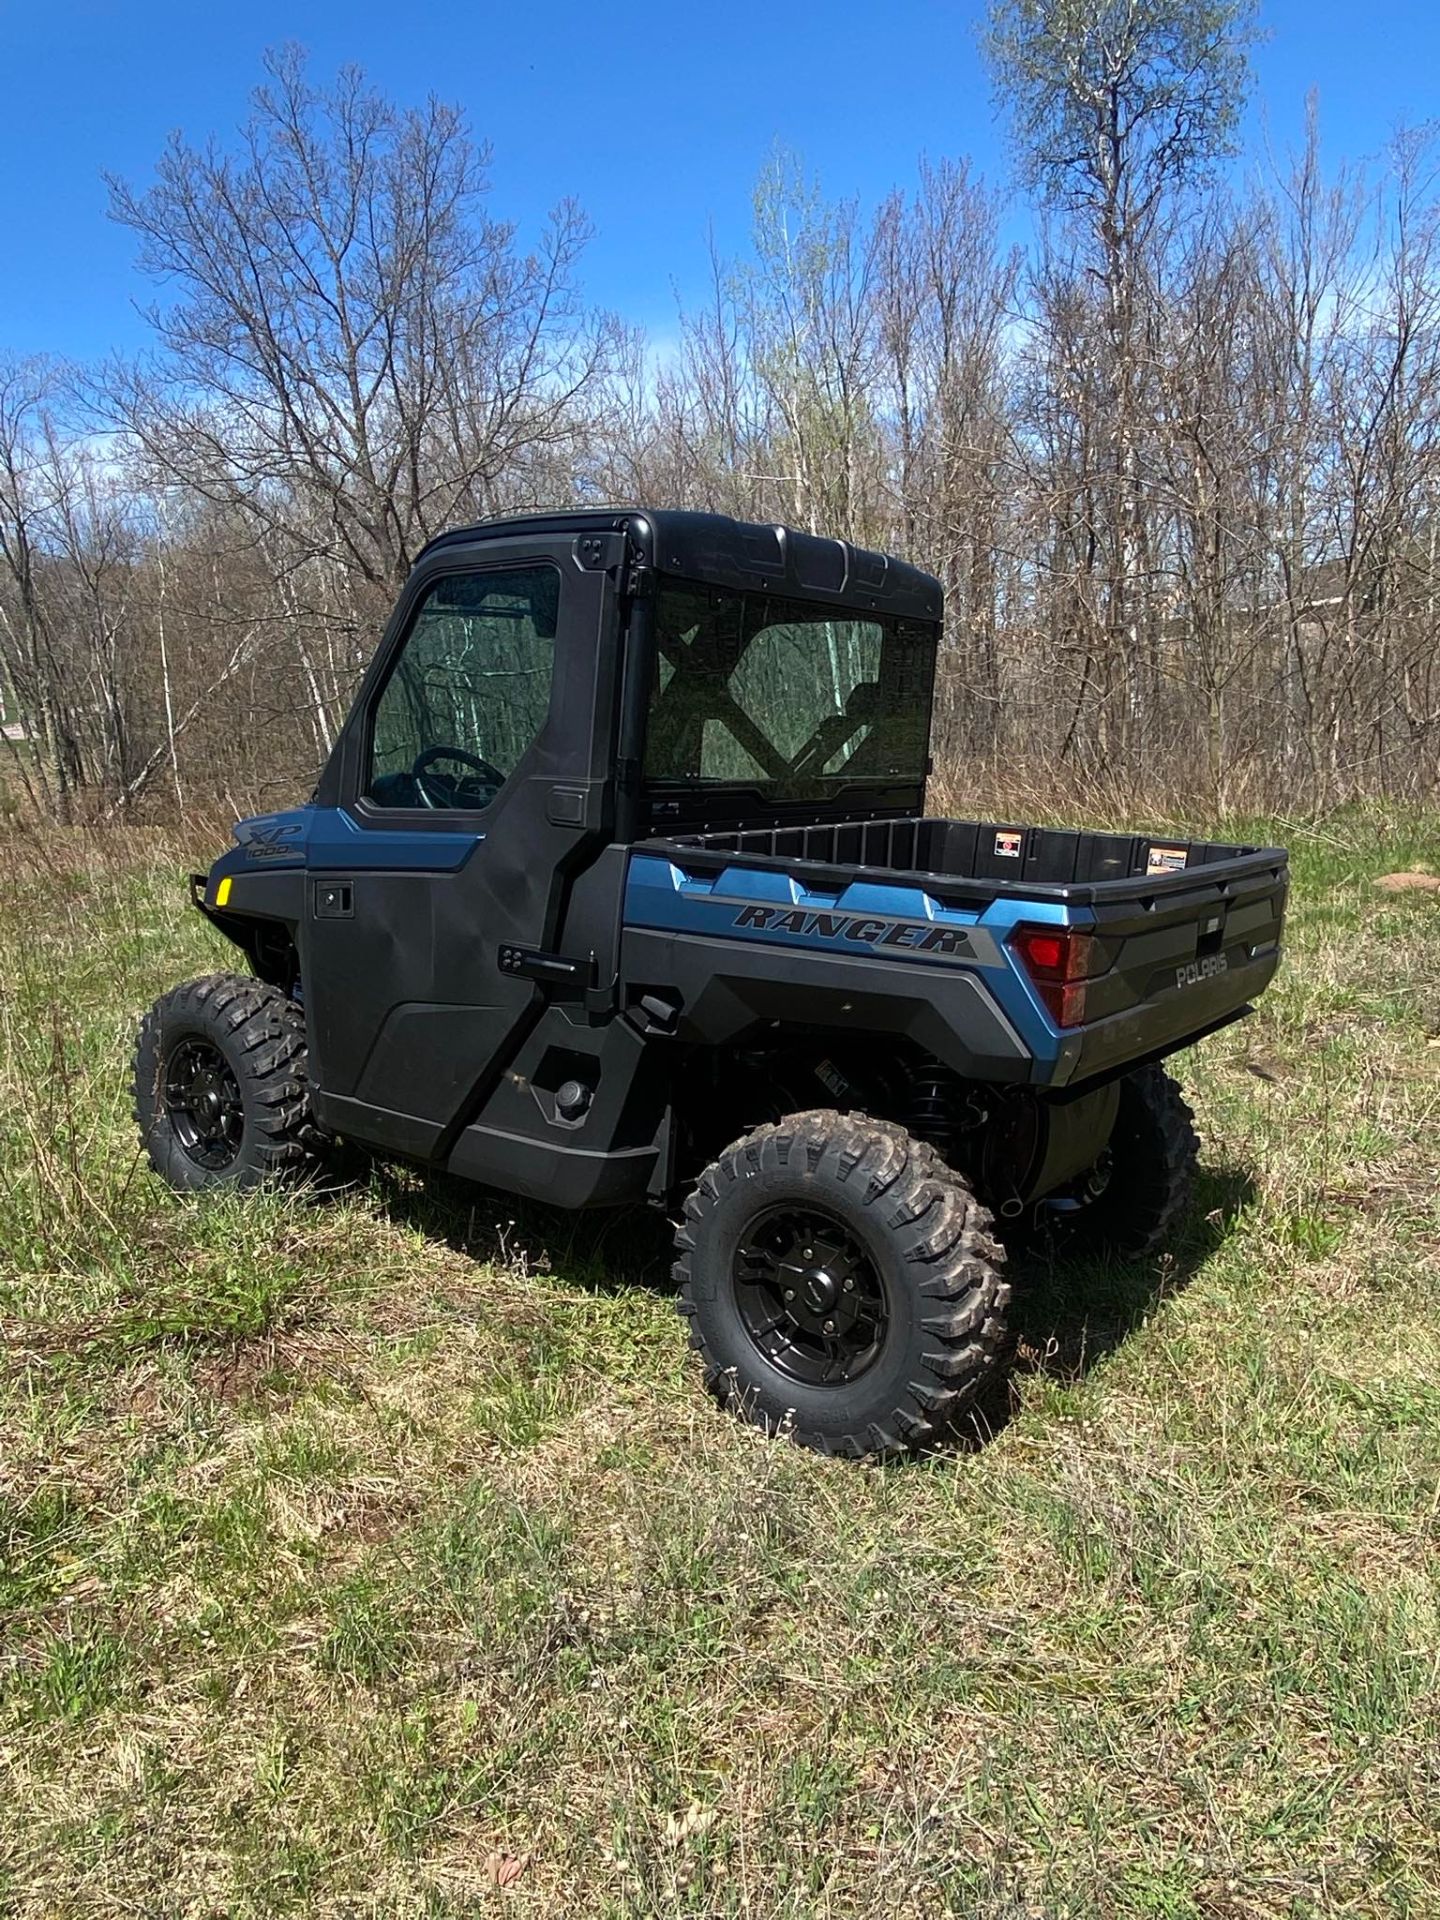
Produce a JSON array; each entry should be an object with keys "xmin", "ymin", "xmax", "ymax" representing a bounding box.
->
[
  {"xmin": 632, "ymin": 814, "xmax": 1289, "ymax": 1091},
  {"xmin": 645, "ymin": 814, "xmax": 1286, "ymax": 903}
]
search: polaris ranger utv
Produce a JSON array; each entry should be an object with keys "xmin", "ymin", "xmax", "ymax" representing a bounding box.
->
[{"xmin": 135, "ymin": 509, "xmax": 1288, "ymax": 1458}]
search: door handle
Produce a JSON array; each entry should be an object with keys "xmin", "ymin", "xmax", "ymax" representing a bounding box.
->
[{"xmin": 314, "ymin": 881, "xmax": 354, "ymax": 919}]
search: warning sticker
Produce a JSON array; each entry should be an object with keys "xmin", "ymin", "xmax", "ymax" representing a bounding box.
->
[
  {"xmin": 995, "ymin": 830, "xmax": 1023, "ymax": 859},
  {"xmin": 1146, "ymin": 845, "xmax": 1189, "ymax": 876}
]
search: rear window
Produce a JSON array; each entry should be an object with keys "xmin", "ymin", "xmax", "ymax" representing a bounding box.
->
[{"xmin": 643, "ymin": 581, "xmax": 935, "ymax": 797}]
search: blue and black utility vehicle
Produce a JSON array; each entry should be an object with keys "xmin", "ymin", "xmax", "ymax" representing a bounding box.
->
[{"xmin": 135, "ymin": 509, "xmax": 1288, "ymax": 1458}]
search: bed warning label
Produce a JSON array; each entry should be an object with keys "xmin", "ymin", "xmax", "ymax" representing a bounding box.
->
[{"xmin": 1147, "ymin": 845, "xmax": 1189, "ymax": 876}]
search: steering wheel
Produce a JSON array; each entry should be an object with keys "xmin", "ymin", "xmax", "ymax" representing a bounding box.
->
[{"xmin": 411, "ymin": 744, "xmax": 506, "ymax": 809}]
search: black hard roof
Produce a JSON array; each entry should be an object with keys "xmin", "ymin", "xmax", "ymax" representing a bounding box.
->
[{"xmin": 418, "ymin": 506, "xmax": 943, "ymax": 621}]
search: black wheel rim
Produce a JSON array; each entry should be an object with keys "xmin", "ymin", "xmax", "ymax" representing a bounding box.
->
[
  {"xmin": 733, "ymin": 1204, "xmax": 889, "ymax": 1387},
  {"xmin": 163, "ymin": 1036, "xmax": 245, "ymax": 1171}
]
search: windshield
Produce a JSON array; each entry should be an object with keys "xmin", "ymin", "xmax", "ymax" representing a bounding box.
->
[{"xmin": 643, "ymin": 581, "xmax": 936, "ymax": 800}]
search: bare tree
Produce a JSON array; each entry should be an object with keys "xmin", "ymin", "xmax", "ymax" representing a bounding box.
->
[
  {"xmin": 985, "ymin": 0, "xmax": 1258, "ymax": 750},
  {"xmin": 7, "ymin": 40, "xmax": 1440, "ymax": 825},
  {"xmin": 104, "ymin": 47, "xmax": 619, "ymax": 597}
]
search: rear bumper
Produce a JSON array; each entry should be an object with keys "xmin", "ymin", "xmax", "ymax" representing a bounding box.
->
[{"xmin": 1048, "ymin": 943, "xmax": 1281, "ymax": 1088}]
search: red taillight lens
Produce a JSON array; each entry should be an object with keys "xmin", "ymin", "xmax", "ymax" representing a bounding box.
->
[
  {"xmin": 1020, "ymin": 932, "xmax": 1066, "ymax": 973},
  {"xmin": 1011, "ymin": 925, "xmax": 1094, "ymax": 1028}
]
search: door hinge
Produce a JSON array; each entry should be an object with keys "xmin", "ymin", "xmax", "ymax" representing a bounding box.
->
[
  {"xmin": 573, "ymin": 531, "xmax": 627, "ymax": 573},
  {"xmin": 497, "ymin": 945, "xmax": 594, "ymax": 988}
]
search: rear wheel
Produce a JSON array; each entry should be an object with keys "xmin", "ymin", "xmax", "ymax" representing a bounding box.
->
[
  {"xmin": 675, "ymin": 1110, "xmax": 1009, "ymax": 1459},
  {"xmin": 134, "ymin": 973, "xmax": 322, "ymax": 1192},
  {"xmin": 1045, "ymin": 1065, "xmax": 1199, "ymax": 1257}
]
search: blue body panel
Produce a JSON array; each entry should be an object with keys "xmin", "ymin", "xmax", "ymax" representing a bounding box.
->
[
  {"xmin": 623, "ymin": 851, "xmax": 1077, "ymax": 1067},
  {"xmin": 212, "ymin": 804, "xmax": 481, "ymax": 878},
  {"xmin": 211, "ymin": 813, "xmax": 1085, "ymax": 1074}
]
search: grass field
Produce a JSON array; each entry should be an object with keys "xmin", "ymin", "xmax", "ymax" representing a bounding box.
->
[{"xmin": 2, "ymin": 810, "xmax": 1438, "ymax": 1918}]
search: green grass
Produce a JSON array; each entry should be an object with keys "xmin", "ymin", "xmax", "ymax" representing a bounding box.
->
[{"xmin": 1, "ymin": 811, "xmax": 1438, "ymax": 1917}]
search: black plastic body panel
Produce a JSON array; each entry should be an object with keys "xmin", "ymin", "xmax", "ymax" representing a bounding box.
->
[
  {"xmin": 445, "ymin": 1004, "xmax": 669, "ymax": 1207},
  {"xmin": 193, "ymin": 867, "xmax": 305, "ymax": 989},
  {"xmin": 620, "ymin": 926, "xmax": 1029, "ymax": 1082},
  {"xmin": 418, "ymin": 508, "xmax": 943, "ymax": 622},
  {"xmin": 195, "ymin": 866, "xmax": 305, "ymax": 933},
  {"xmin": 298, "ymin": 529, "xmax": 628, "ymax": 1159}
]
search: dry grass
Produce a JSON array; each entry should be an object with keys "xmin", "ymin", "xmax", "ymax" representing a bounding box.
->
[{"xmin": 1, "ymin": 809, "xmax": 1438, "ymax": 1917}]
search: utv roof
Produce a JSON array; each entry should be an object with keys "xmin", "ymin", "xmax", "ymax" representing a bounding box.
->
[{"xmin": 417, "ymin": 507, "xmax": 943, "ymax": 621}]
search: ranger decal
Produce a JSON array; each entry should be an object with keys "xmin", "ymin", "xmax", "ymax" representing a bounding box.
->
[{"xmin": 732, "ymin": 903, "xmax": 977, "ymax": 957}]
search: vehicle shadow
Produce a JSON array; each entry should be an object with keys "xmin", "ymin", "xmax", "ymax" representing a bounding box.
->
[
  {"xmin": 357, "ymin": 1155, "xmax": 1257, "ymax": 1452},
  {"xmin": 357, "ymin": 1155, "xmax": 677, "ymax": 1291},
  {"xmin": 956, "ymin": 1161, "xmax": 1258, "ymax": 1449}
]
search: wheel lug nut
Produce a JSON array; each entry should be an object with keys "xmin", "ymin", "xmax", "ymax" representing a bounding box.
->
[
  {"xmin": 823, "ymin": 1319, "xmax": 835, "ymax": 1334},
  {"xmin": 784, "ymin": 1289, "xmax": 795, "ymax": 1301},
  {"xmin": 843, "ymin": 1278, "xmax": 855, "ymax": 1291}
]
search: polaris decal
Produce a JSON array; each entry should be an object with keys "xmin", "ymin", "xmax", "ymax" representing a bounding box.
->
[
  {"xmin": 1176, "ymin": 952, "xmax": 1229, "ymax": 989},
  {"xmin": 733, "ymin": 902, "xmax": 979, "ymax": 958}
]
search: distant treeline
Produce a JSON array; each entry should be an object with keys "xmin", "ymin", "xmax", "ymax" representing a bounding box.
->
[{"xmin": 4, "ymin": 19, "xmax": 1440, "ymax": 823}]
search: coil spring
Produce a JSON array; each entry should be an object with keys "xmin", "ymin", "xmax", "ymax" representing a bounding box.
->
[{"xmin": 902, "ymin": 1060, "xmax": 979, "ymax": 1160}]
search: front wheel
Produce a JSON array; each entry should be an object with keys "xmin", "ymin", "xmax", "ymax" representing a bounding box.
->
[
  {"xmin": 675, "ymin": 1110, "xmax": 1009, "ymax": 1460},
  {"xmin": 133, "ymin": 973, "xmax": 322, "ymax": 1192}
]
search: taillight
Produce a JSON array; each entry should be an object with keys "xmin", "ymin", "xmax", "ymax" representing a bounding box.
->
[{"xmin": 1011, "ymin": 925, "xmax": 1094, "ymax": 1028}]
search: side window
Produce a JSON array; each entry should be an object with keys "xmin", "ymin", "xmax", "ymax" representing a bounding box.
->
[{"xmin": 367, "ymin": 566, "xmax": 559, "ymax": 811}]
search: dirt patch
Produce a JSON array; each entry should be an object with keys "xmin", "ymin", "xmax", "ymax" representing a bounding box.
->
[
  {"xmin": 190, "ymin": 1334, "xmax": 322, "ymax": 1408},
  {"xmin": 1373, "ymin": 870, "xmax": 1440, "ymax": 892}
]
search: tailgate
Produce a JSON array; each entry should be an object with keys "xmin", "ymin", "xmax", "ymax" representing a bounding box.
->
[{"xmin": 1055, "ymin": 851, "xmax": 1288, "ymax": 1086}]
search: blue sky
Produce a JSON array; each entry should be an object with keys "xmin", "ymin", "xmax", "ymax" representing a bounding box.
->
[{"xmin": 2, "ymin": 0, "xmax": 1438, "ymax": 365}]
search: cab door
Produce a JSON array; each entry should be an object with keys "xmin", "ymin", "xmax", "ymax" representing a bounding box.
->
[{"xmin": 300, "ymin": 530, "xmax": 626, "ymax": 1161}]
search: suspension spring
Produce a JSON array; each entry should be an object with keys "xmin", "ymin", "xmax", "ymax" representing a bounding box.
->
[{"xmin": 901, "ymin": 1060, "xmax": 985, "ymax": 1160}]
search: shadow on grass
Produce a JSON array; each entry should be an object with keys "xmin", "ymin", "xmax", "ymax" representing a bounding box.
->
[
  {"xmin": 359, "ymin": 1153, "xmax": 1257, "ymax": 1451},
  {"xmin": 958, "ymin": 1160, "xmax": 1258, "ymax": 1448},
  {"xmin": 359, "ymin": 1156, "xmax": 677, "ymax": 1294}
]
